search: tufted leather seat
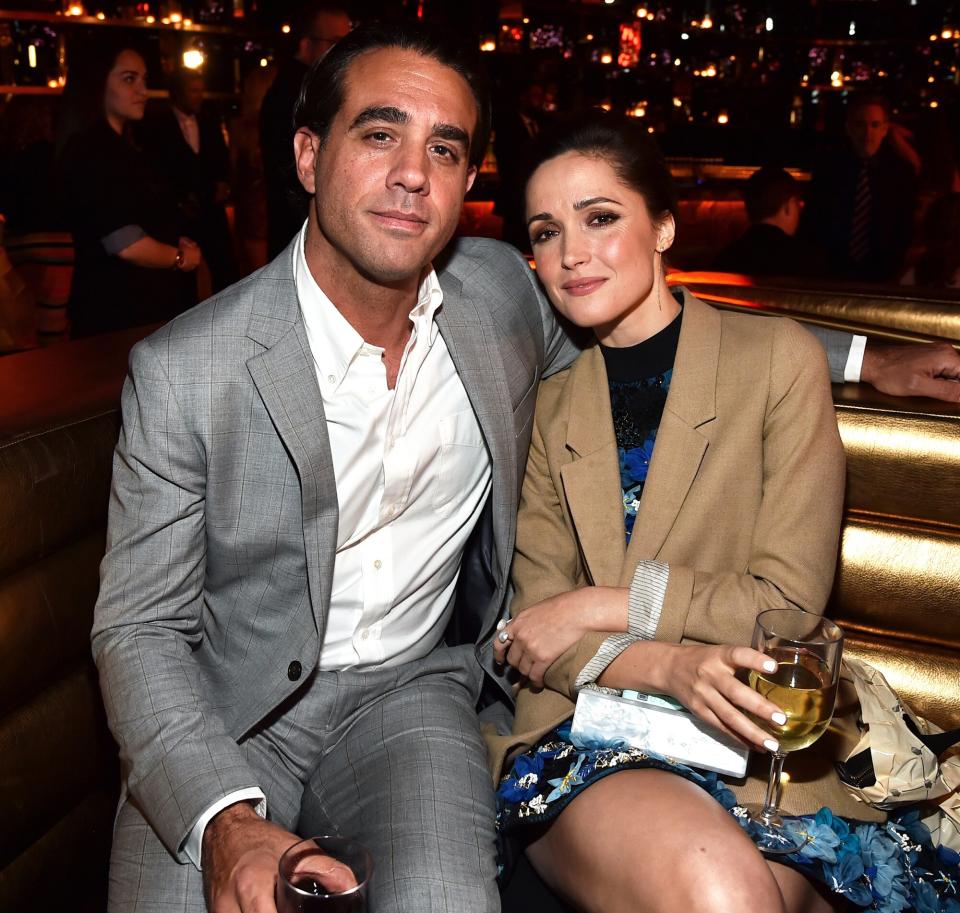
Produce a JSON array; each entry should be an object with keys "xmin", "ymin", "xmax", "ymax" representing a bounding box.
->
[
  {"xmin": 0, "ymin": 326, "xmax": 153, "ymax": 913},
  {"xmin": 1, "ymin": 294, "xmax": 957, "ymax": 911}
]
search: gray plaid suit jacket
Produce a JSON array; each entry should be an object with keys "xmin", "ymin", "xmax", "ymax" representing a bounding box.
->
[{"xmin": 91, "ymin": 236, "xmax": 580, "ymax": 860}]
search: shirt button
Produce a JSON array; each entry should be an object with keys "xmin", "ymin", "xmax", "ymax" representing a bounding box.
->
[
  {"xmin": 360, "ymin": 629, "xmax": 370, "ymax": 641},
  {"xmin": 287, "ymin": 661, "xmax": 302, "ymax": 681},
  {"xmin": 373, "ymin": 559, "xmax": 382, "ymax": 569},
  {"xmin": 327, "ymin": 374, "xmax": 336, "ymax": 384}
]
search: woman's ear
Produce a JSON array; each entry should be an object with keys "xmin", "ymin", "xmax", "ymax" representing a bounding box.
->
[{"xmin": 656, "ymin": 212, "xmax": 676, "ymax": 253}]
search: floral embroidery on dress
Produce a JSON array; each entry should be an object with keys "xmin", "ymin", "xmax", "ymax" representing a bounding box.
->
[{"xmin": 496, "ymin": 723, "xmax": 960, "ymax": 911}]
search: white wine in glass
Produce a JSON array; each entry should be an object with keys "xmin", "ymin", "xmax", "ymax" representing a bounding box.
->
[{"xmin": 745, "ymin": 609, "xmax": 843, "ymax": 853}]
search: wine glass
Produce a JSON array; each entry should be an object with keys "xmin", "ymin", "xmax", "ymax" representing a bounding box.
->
[
  {"xmin": 276, "ymin": 836, "xmax": 373, "ymax": 913},
  {"xmin": 745, "ymin": 608, "xmax": 844, "ymax": 854}
]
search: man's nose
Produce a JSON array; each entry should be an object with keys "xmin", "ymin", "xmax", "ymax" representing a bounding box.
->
[{"xmin": 387, "ymin": 145, "xmax": 430, "ymax": 195}]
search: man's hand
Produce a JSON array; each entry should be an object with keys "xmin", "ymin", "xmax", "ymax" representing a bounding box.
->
[
  {"xmin": 201, "ymin": 802, "xmax": 355, "ymax": 912},
  {"xmin": 861, "ymin": 342, "xmax": 960, "ymax": 402}
]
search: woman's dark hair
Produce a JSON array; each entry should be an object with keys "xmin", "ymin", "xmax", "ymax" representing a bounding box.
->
[
  {"xmin": 56, "ymin": 38, "xmax": 145, "ymax": 153},
  {"xmin": 293, "ymin": 21, "xmax": 491, "ymax": 170},
  {"xmin": 524, "ymin": 111, "xmax": 677, "ymax": 228}
]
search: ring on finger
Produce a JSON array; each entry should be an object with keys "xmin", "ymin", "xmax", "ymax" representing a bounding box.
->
[{"xmin": 497, "ymin": 629, "xmax": 513, "ymax": 644}]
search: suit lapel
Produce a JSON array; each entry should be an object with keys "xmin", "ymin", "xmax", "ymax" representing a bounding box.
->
[
  {"xmin": 435, "ymin": 271, "xmax": 516, "ymax": 594},
  {"xmin": 245, "ymin": 247, "xmax": 338, "ymax": 634},
  {"xmin": 560, "ymin": 345, "xmax": 626, "ymax": 587},
  {"xmin": 622, "ymin": 292, "xmax": 719, "ymax": 576}
]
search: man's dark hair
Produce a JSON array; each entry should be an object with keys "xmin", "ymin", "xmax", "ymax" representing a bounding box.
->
[
  {"xmin": 743, "ymin": 166, "xmax": 799, "ymax": 223},
  {"xmin": 293, "ymin": 21, "xmax": 491, "ymax": 170},
  {"xmin": 525, "ymin": 111, "xmax": 677, "ymax": 227}
]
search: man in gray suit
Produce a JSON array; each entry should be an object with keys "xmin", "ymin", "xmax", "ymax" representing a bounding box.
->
[
  {"xmin": 92, "ymin": 23, "xmax": 574, "ymax": 913},
  {"xmin": 92, "ymin": 20, "xmax": 960, "ymax": 913}
]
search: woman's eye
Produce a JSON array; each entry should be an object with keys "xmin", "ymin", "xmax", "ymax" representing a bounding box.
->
[
  {"xmin": 589, "ymin": 211, "xmax": 619, "ymax": 227},
  {"xmin": 530, "ymin": 227, "xmax": 558, "ymax": 245}
]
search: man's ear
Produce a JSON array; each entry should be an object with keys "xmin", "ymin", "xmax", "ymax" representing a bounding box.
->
[
  {"xmin": 293, "ymin": 128, "xmax": 320, "ymax": 195},
  {"xmin": 465, "ymin": 164, "xmax": 478, "ymax": 196}
]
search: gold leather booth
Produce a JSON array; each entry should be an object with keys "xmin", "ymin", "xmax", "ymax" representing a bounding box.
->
[
  {"xmin": 0, "ymin": 291, "xmax": 957, "ymax": 911},
  {"xmin": 0, "ymin": 326, "xmax": 151, "ymax": 913},
  {"xmin": 674, "ymin": 276, "xmax": 960, "ymax": 732}
]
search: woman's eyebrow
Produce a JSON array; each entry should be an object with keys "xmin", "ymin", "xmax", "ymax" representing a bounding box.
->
[{"xmin": 574, "ymin": 196, "xmax": 621, "ymax": 210}]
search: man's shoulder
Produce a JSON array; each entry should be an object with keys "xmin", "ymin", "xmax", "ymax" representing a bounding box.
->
[
  {"xmin": 137, "ymin": 258, "xmax": 293, "ymax": 365},
  {"xmin": 437, "ymin": 236, "xmax": 533, "ymax": 288}
]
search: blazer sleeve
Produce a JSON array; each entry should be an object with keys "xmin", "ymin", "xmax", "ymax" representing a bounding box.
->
[
  {"xmin": 91, "ymin": 338, "xmax": 261, "ymax": 860},
  {"xmin": 651, "ymin": 319, "xmax": 845, "ymax": 647},
  {"xmin": 536, "ymin": 319, "xmax": 845, "ymax": 700}
]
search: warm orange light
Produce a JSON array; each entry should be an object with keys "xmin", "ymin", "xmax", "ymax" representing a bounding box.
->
[
  {"xmin": 636, "ymin": 6, "xmax": 647, "ymax": 16},
  {"xmin": 281, "ymin": 23, "xmax": 290, "ymax": 33},
  {"xmin": 672, "ymin": 96, "xmax": 682, "ymax": 107},
  {"xmin": 930, "ymin": 33, "xmax": 939, "ymax": 41},
  {"xmin": 701, "ymin": 13, "xmax": 713, "ymax": 28},
  {"xmin": 170, "ymin": 11, "xmax": 182, "ymax": 23},
  {"xmin": 182, "ymin": 17, "xmax": 192, "ymax": 26},
  {"xmin": 145, "ymin": 14, "xmax": 155, "ymax": 22},
  {"xmin": 600, "ymin": 51, "xmax": 614, "ymax": 64},
  {"xmin": 182, "ymin": 49, "xmax": 204, "ymax": 69},
  {"xmin": 161, "ymin": 16, "xmax": 171, "ymax": 24},
  {"xmin": 942, "ymin": 28, "xmax": 952, "ymax": 39},
  {"xmin": 646, "ymin": 12, "xmax": 654, "ymax": 19},
  {"xmin": 930, "ymin": 99, "xmax": 940, "ymax": 108},
  {"xmin": 47, "ymin": 78, "xmax": 59, "ymax": 88},
  {"xmin": 599, "ymin": 101, "xmax": 612, "ymax": 111},
  {"xmin": 95, "ymin": 11, "xmax": 105, "ymax": 19},
  {"xmin": 717, "ymin": 111, "xmax": 729, "ymax": 124},
  {"xmin": 67, "ymin": 2, "xmax": 84, "ymax": 15},
  {"xmin": 523, "ymin": 17, "xmax": 530, "ymax": 24},
  {"xmin": 259, "ymin": 57, "xmax": 269, "ymax": 67},
  {"xmin": 479, "ymin": 38, "xmax": 496, "ymax": 52}
]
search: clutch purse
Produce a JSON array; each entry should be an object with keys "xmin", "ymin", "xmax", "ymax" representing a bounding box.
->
[{"xmin": 569, "ymin": 687, "xmax": 749, "ymax": 778}]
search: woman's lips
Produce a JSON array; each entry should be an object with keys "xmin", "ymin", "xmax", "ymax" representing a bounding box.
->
[{"xmin": 561, "ymin": 277, "xmax": 607, "ymax": 296}]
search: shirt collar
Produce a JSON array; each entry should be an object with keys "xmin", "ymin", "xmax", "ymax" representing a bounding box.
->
[{"xmin": 294, "ymin": 224, "xmax": 443, "ymax": 393}]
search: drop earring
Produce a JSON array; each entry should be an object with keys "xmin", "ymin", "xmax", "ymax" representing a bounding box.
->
[{"xmin": 655, "ymin": 248, "xmax": 662, "ymax": 311}]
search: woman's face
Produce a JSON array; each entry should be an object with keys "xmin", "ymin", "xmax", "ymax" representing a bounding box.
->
[
  {"xmin": 526, "ymin": 151, "xmax": 674, "ymax": 346},
  {"xmin": 104, "ymin": 50, "xmax": 148, "ymax": 126}
]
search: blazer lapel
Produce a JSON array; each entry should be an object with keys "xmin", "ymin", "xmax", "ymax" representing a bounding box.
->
[
  {"xmin": 623, "ymin": 292, "xmax": 719, "ymax": 576},
  {"xmin": 245, "ymin": 248, "xmax": 338, "ymax": 634},
  {"xmin": 560, "ymin": 345, "xmax": 626, "ymax": 587},
  {"xmin": 436, "ymin": 272, "xmax": 516, "ymax": 593}
]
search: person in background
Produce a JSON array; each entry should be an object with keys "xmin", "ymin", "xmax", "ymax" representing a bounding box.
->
[
  {"xmin": 801, "ymin": 94, "xmax": 918, "ymax": 282},
  {"xmin": 58, "ymin": 41, "xmax": 201, "ymax": 338},
  {"xmin": 260, "ymin": 2, "xmax": 350, "ymax": 258},
  {"xmin": 713, "ymin": 166, "xmax": 826, "ymax": 279},
  {"xmin": 143, "ymin": 68, "xmax": 236, "ymax": 293},
  {"xmin": 901, "ymin": 192, "xmax": 960, "ymax": 289}
]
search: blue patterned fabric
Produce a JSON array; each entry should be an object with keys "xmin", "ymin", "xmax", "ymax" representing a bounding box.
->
[{"xmin": 496, "ymin": 722, "xmax": 960, "ymax": 911}]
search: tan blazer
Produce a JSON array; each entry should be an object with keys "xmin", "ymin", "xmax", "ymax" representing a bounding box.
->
[{"xmin": 487, "ymin": 290, "xmax": 884, "ymax": 821}]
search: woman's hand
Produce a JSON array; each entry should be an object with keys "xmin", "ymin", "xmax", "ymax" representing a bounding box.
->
[
  {"xmin": 178, "ymin": 237, "xmax": 203, "ymax": 272},
  {"xmin": 650, "ymin": 643, "xmax": 787, "ymax": 751},
  {"xmin": 493, "ymin": 587, "xmax": 627, "ymax": 689}
]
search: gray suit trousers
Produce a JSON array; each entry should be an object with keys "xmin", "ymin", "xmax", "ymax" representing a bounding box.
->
[{"xmin": 107, "ymin": 644, "xmax": 499, "ymax": 913}]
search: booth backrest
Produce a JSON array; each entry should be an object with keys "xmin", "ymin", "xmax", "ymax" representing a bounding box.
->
[
  {"xmin": 0, "ymin": 327, "xmax": 151, "ymax": 913},
  {"xmin": 0, "ymin": 307, "xmax": 957, "ymax": 911}
]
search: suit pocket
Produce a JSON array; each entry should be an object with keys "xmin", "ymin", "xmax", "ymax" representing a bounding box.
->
[{"xmin": 433, "ymin": 409, "xmax": 487, "ymax": 517}]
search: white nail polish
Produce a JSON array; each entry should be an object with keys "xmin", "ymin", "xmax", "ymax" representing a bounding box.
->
[
  {"xmin": 763, "ymin": 738, "xmax": 780, "ymax": 753},
  {"xmin": 763, "ymin": 659, "xmax": 777, "ymax": 673},
  {"xmin": 771, "ymin": 711, "xmax": 787, "ymax": 726}
]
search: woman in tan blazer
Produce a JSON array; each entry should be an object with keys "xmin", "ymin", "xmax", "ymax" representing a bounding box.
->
[{"xmin": 486, "ymin": 114, "xmax": 902, "ymax": 913}]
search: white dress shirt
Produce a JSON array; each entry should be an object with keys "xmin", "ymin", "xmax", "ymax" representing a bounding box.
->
[
  {"xmin": 183, "ymin": 225, "xmax": 492, "ymax": 866},
  {"xmin": 173, "ymin": 106, "xmax": 200, "ymax": 155}
]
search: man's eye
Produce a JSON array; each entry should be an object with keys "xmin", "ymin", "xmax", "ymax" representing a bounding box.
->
[
  {"xmin": 431, "ymin": 144, "xmax": 459, "ymax": 161},
  {"xmin": 368, "ymin": 131, "xmax": 392, "ymax": 143}
]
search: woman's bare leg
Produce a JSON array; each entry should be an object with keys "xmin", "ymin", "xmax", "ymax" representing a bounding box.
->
[{"xmin": 524, "ymin": 769, "xmax": 835, "ymax": 913}]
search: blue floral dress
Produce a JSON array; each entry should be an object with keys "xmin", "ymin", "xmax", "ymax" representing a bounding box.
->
[{"xmin": 496, "ymin": 308, "xmax": 960, "ymax": 911}]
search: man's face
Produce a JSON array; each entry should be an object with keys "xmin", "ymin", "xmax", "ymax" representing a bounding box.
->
[
  {"xmin": 178, "ymin": 76, "xmax": 204, "ymax": 115},
  {"xmin": 295, "ymin": 47, "xmax": 478, "ymax": 287},
  {"xmin": 846, "ymin": 104, "xmax": 889, "ymax": 159}
]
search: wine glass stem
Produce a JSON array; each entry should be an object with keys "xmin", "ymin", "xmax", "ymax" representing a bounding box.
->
[{"xmin": 759, "ymin": 751, "xmax": 788, "ymax": 825}]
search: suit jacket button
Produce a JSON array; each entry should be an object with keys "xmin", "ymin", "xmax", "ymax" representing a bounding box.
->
[{"xmin": 287, "ymin": 661, "xmax": 302, "ymax": 681}]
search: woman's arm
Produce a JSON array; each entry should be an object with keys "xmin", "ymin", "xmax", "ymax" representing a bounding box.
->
[{"xmin": 117, "ymin": 235, "xmax": 202, "ymax": 271}]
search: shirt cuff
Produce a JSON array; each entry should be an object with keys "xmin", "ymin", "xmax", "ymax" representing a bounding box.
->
[
  {"xmin": 574, "ymin": 561, "xmax": 670, "ymax": 691},
  {"xmin": 181, "ymin": 788, "xmax": 267, "ymax": 870},
  {"xmin": 101, "ymin": 224, "xmax": 146, "ymax": 255},
  {"xmin": 844, "ymin": 335, "xmax": 867, "ymax": 383}
]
